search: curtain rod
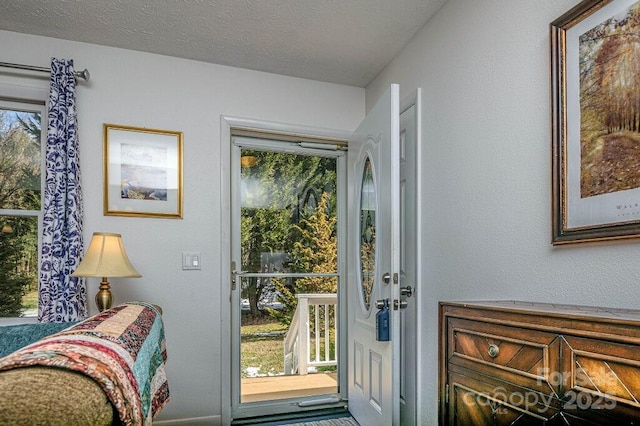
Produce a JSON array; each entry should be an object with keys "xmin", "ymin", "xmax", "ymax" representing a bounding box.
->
[{"xmin": 0, "ymin": 61, "xmax": 90, "ymax": 81}]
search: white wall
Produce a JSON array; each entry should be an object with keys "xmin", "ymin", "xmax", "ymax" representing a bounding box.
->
[
  {"xmin": 368, "ymin": 0, "xmax": 640, "ymax": 423},
  {"xmin": 0, "ymin": 30, "xmax": 364, "ymax": 422}
]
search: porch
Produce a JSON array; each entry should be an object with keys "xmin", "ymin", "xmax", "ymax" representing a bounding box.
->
[
  {"xmin": 241, "ymin": 371, "xmax": 338, "ymax": 403},
  {"xmin": 241, "ymin": 293, "xmax": 339, "ymax": 403}
]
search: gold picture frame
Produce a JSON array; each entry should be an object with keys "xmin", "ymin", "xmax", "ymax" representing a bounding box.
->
[
  {"xmin": 551, "ymin": 0, "xmax": 640, "ymax": 244},
  {"xmin": 104, "ymin": 124, "xmax": 183, "ymax": 219}
]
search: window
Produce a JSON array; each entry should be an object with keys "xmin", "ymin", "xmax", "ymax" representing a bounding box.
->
[{"xmin": 0, "ymin": 99, "xmax": 45, "ymax": 317}]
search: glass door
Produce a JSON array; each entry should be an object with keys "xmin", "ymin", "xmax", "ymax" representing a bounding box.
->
[{"xmin": 230, "ymin": 135, "xmax": 347, "ymax": 420}]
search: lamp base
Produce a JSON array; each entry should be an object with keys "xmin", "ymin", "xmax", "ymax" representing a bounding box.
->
[{"xmin": 95, "ymin": 278, "xmax": 113, "ymax": 312}]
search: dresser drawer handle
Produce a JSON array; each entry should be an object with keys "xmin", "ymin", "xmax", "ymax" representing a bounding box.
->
[{"xmin": 488, "ymin": 344, "xmax": 500, "ymax": 358}]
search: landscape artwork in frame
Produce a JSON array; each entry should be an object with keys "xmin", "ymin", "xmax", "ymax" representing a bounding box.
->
[
  {"xmin": 104, "ymin": 124, "xmax": 183, "ymax": 218},
  {"xmin": 551, "ymin": 0, "xmax": 640, "ymax": 244}
]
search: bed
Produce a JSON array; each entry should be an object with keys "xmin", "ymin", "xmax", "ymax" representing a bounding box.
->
[{"xmin": 0, "ymin": 301, "xmax": 169, "ymax": 425}]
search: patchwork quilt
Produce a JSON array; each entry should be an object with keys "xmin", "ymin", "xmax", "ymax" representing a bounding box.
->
[{"xmin": 0, "ymin": 302, "xmax": 169, "ymax": 425}]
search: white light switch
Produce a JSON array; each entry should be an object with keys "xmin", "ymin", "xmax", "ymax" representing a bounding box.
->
[{"xmin": 182, "ymin": 252, "xmax": 202, "ymax": 270}]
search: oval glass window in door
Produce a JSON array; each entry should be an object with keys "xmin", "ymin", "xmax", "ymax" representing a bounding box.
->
[{"xmin": 359, "ymin": 156, "xmax": 376, "ymax": 312}]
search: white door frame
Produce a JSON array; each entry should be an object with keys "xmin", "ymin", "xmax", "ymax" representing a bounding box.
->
[
  {"xmin": 220, "ymin": 116, "xmax": 352, "ymax": 424},
  {"xmin": 399, "ymin": 88, "xmax": 422, "ymax": 425}
]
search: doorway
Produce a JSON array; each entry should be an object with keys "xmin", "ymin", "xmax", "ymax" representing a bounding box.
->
[
  {"xmin": 221, "ymin": 89, "xmax": 421, "ymax": 424},
  {"xmin": 225, "ymin": 122, "xmax": 350, "ymax": 422}
]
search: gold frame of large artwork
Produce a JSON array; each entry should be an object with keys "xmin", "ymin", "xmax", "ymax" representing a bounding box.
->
[{"xmin": 104, "ymin": 123, "xmax": 183, "ymax": 219}]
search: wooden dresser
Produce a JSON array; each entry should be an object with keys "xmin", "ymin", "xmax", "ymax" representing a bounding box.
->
[{"xmin": 439, "ymin": 301, "xmax": 640, "ymax": 425}]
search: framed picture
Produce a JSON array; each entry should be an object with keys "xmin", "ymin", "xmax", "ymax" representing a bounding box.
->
[
  {"xmin": 551, "ymin": 0, "xmax": 640, "ymax": 244},
  {"xmin": 104, "ymin": 124, "xmax": 183, "ymax": 218}
]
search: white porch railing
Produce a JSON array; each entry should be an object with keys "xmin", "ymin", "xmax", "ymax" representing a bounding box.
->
[{"xmin": 284, "ymin": 293, "xmax": 337, "ymax": 375}]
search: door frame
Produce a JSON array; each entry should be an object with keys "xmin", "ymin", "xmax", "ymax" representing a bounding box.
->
[
  {"xmin": 399, "ymin": 88, "xmax": 423, "ymax": 424},
  {"xmin": 220, "ymin": 116, "xmax": 353, "ymax": 424}
]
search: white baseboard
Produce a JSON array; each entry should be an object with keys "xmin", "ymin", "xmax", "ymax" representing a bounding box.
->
[{"xmin": 153, "ymin": 415, "xmax": 222, "ymax": 425}]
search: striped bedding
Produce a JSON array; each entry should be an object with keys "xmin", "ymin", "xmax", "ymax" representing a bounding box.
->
[{"xmin": 0, "ymin": 302, "xmax": 169, "ymax": 425}]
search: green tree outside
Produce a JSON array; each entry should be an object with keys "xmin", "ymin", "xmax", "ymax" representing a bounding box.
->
[
  {"xmin": 269, "ymin": 192, "xmax": 337, "ymax": 326},
  {"xmin": 240, "ymin": 148, "xmax": 337, "ymax": 323},
  {"xmin": 0, "ymin": 109, "xmax": 41, "ymax": 316}
]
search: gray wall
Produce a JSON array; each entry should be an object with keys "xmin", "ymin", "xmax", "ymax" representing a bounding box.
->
[
  {"xmin": 6, "ymin": 0, "xmax": 640, "ymax": 423},
  {"xmin": 369, "ymin": 0, "xmax": 640, "ymax": 423},
  {"xmin": 0, "ymin": 29, "xmax": 364, "ymax": 423}
]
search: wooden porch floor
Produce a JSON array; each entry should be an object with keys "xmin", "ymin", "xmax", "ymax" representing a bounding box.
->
[{"xmin": 241, "ymin": 371, "xmax": 338, "ymax": 403}]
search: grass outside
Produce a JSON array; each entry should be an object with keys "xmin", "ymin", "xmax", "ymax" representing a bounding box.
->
[
  {"xmin": 241, "ymin": 315, "xmax": 336, "ymax": 378},
  {"xmin": 241, "ymin": 315, "xmax": 288, "ymax": 378},
  {"xmin": 22, "ymin": 288, "xmax": 38, "ymax": 310}
]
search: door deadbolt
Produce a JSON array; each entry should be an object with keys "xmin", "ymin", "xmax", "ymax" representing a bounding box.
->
[
  {"xmin": 400, "ymin": 286, "xmax": 413, "ymax": 297},
  {"xmin": 393, "ymin": 299, "xmax": 408, "ymax": 310}
]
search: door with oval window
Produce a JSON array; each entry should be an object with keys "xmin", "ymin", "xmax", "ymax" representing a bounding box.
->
[{"xmin": 347, "ymin": 84, "xmax": 402, "ymax": 425}]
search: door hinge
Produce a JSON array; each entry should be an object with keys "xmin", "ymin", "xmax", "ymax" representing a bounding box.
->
[{"xmin": 445, "ymin": 384, "xmax": 449, "ymax": 404}]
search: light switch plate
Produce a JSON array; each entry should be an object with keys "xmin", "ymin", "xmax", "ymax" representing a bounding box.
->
[{"xmin": 182, "ymin": 252, "xmax": 202, "ymax": 270}]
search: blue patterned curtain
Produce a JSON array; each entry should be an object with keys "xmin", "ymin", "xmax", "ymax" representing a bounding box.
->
[{"xmin": 38, "ymin": 58, "xmax": 87, "ymax": 322}]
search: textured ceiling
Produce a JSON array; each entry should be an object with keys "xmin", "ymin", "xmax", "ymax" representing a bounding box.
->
[{"xmin": 0, "ymin": 0, "xmax": 447, "ymax": 87}]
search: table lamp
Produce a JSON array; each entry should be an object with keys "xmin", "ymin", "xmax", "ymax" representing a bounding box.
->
[{"xmin": 72, "ymin": 232, "xmax": 141, "ymax": 311}]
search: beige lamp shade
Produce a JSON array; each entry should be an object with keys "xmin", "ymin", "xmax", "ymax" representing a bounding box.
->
[
  {"xmin": 72, "ymin": 232, "xmax": 141, "ymax": 278},
  {"xmin": 72, "ymin": 232, "xmax": 140, "ymax": 312}
]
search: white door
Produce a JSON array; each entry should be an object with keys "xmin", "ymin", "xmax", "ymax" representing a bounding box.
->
[{"xmin": 347, "ymin": 84, "xmax": 401, "ymax": 425}]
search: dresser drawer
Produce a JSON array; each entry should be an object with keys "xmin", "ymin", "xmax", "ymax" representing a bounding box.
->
[
  {"xmin": 447, "ymin": 370, "xmax": 561, "ymax": 424},
  {"xmin": 447, "ymin": 317, "xmax": 561, "ymax": 396},
  {"xmin": 561, "ymin": 335, "xmax": 640, "ymax": 418}
]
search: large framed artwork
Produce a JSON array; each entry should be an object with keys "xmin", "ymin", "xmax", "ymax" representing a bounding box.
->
[
  {"xmin": 551, "ymin": 0, "xmax": 640, "ymax": 244},
  {"xmin": 104, "ymin": 124, "xmax": 183, "ymax": 219}
]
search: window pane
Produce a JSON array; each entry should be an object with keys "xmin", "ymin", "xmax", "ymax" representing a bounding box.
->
[
  {"xmin": 0, "ymin": 108, "xmax": 42, "ymax": 210},
  {"xmin": 236, "ymin": 145, "xmax": 341, "ymax": 406},
  {"xmin": 240, "ymin": 150, "xmax": 337, "ymax": 275},
  {"xmin": 0, "ymin": 215, "xmax": 39, "ymax": 317}
]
